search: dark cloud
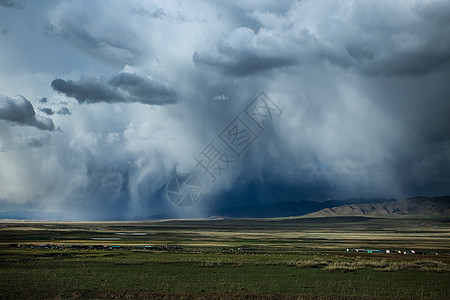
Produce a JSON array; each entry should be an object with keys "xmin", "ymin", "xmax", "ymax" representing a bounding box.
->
[
  {"xmin": 193, "ymin": 50, "xmax": 295, "ymax": 77},
  {"xmin": 26, "ymin": 137, "xmax": 47, "ymax": 148},
  {"xmin": 1, "ymin": 27, "xmax": 9, "ymax": 36},
  {"xmin": 0, "ymin": 0, "xmax": 23, "ymax": 8},
  {"xmin": 0, "ymin": 95, "xmax": 55, "ymax": 131},
  {"xmin": 51, "ymin": 72, "xmax": 179, "ymax": 105},
  {"xmin": 331, "ymin": 1, "xmax": 450, "ymax": 76},
  {"xmin": 194, "ymin": 2, "xmax": 450, "ymax": 77},
  {"xmin": 38, "ymin": 107, "xmax": 54, "ymax": 116},
  {"xmin": 51, "ymin": 77, "xmax": 121, "ymax": 104},
  {"xmin": 129, "ymin": 6, "xmax": 166, "ymax": 18},
  {"xmin": 38, "ymin": 97, "xmax": 48, "ymax": 103},
  {"xmin": 108, "ymin": 72, "xmax": 179, "ymax": 104},
  {"xmin": 56, "ymin": 107, "xmax": 71, "ymax": 115},
  {"xmin": 413, "ymin": 0, "xmax": 450, "ymax": 26},
  {"xmin": 193, "ymin": 27, "xmax": 297, "ymax": 76}
]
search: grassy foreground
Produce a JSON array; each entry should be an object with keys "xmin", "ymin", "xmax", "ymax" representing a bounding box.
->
[
  {"xmin": 0, "ymin": 216, "xmax": 449, "ymax": 299},
  {"xmin": 1, "ymin": 249, "xmax": 449, "ymax": 299}
]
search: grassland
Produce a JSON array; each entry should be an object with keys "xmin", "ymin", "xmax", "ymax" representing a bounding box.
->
[{"xmin": 0, "ymin": 216, "xmax": 449, "ymax": 299}]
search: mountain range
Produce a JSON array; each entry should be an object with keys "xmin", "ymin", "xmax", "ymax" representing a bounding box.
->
[{"xmin": 1, "ymin": 196, "xmax": 448, "ymax": 220}]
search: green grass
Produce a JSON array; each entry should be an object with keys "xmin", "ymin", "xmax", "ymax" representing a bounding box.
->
[{"xmin": 0, "ymin": 249, "xmax": 449, "ymax": 299}]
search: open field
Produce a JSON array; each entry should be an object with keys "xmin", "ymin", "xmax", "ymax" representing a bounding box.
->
[{"xmin": 1, "ymin": 216, "xmax": 449, "ymax": 299}]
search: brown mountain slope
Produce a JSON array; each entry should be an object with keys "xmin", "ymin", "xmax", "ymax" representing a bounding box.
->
[{"xmin": 305, "ymin": 196, "xmax": 450, "ymax": 217}]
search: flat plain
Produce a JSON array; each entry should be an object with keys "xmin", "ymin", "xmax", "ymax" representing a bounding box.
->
[{"xmin": 0, "ymin": 216, "xmax": 449, "ymax": 299}]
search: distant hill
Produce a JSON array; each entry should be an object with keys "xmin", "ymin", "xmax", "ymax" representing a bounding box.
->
[{"xmin": 305, "ymin": 196, "xmax": 450, "ymax": 217}]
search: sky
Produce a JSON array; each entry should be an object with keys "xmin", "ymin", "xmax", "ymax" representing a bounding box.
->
[{"xmin": 0, "ymin": 0, "xmax": 449, "ymax": 220}]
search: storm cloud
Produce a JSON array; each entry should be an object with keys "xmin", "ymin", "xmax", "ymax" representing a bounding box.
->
[
  {"xmin": 56, "ymin": 107, "xmax": 71, "ymax": 115},
  {"xmin": 38, "ymin": 107, "xmax": 54, "ymax": 116},
  {"xmin": 193, "ymin": 27, "xmax": 298, "ymax": 76},
  {"xmin": 194, "ymin": 1, "xmax": 450, "ymax": 77},
  {"xmin": 0, "ymin": 95, "xmax": 55, "ymax": 131},
  {"xmin": 0, "ymin": 0, "xmax": 23, "ymax": 9},
  {"xmin": 0, "ymin": 0, "xmax": 449, "ymax": 220},
  {"xmin": 51, "ymin": 71, "xmax": 179, "ymax": 105}
]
